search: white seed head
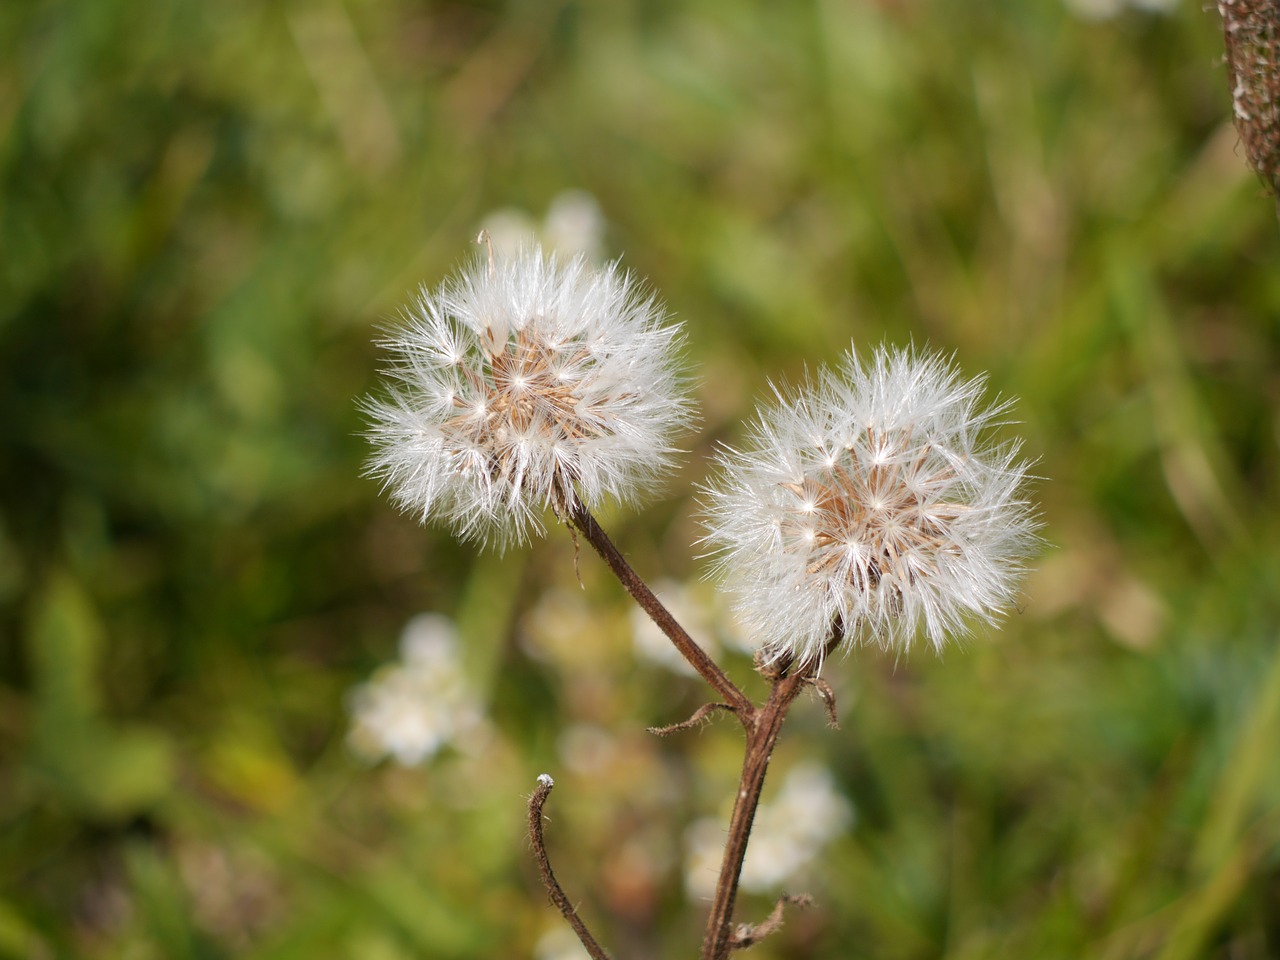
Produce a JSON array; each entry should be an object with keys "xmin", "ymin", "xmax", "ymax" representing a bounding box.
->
[
  {"xmin": 701, "ymin": 344, "xmax": 1039, "ymax": 668},
  {"xmin": 364, "ymin": 245, "xmax": 692, "ymax": 547}
]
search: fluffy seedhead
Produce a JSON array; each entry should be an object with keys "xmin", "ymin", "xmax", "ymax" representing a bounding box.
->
[
  {"xmin": 365, "ymin": 246, "xmax": 691, "ymax": 547},
  {"xmin": 702, "ymin": 345, "xmax": 1038, "ymax": 668}
]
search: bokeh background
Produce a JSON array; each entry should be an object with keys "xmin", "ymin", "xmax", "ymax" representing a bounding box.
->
[{"xmin": 3, "ymin": 0, "xmax": 1279, "ymax": 957}]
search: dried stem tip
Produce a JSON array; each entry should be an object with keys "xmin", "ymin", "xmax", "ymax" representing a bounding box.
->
[
  {"xmin": 1220, "ymin": 0, "xmax": 1280, "ymax": 197},
  {"xmin": 528, "ymin": 774, "xmax": 611, "ymax": 960}
]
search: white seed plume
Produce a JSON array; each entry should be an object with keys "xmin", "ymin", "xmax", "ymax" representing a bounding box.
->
[
  {"xmin": 365, "ymin": 245, "xmax": 691, "ymax": 547},
  {"xmin": 702, "ymin": 344, "xmax": 1038, "ymax": 668}
]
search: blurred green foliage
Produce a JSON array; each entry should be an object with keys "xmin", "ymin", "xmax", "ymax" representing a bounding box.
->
[{"xmin": 2, "ymin": 0, "xmax": 1278, "ymax": 957}]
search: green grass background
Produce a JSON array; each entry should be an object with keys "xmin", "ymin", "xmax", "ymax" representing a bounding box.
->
[{"xmin": 2, "ymin": 0, "xmax": 1278, "ymax": 957}]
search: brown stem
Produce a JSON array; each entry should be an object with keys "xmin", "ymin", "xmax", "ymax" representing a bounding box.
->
[
  {"xmin": 699, "ymin": 670, "xmax": 808, "ymax": 960},
  {"xmin": 528, "ymin": 774, "xmax": 612, "ymax": 960},
  {"xmin": 701, "ymin": 633, "xmax": 843, "ymax": 960},
  {"xmin": 568, "ymin": 504, "xmax": 754, "ymax": 719}
]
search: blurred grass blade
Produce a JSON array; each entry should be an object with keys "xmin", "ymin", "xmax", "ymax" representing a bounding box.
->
[{"xmin": 1155, "ymin": 647, "xmax": 1280, "ymax": 960}]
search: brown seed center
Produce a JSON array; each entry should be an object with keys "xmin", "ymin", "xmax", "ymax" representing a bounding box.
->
[{"xmin": 779, "ymin": 428, "xmax": 966, "ymax": 595}]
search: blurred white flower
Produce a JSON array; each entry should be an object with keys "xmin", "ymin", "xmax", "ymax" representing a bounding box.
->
[
  {"xmin": 543, "ymin": 191, "xmax": 607, "ymax": 263},
  {"xmin": 630, "ymin": 578, "xmax": 757, "ymax": 675},
  {"xmin": 399, "ymin": 611, "xmax": 459, "ymax": 669},
  {"xmin": 480, "ymin": 189, "xmax": 607, "ymax": 263},
  {"xmin": 534, "ymin": 924, "xmax": 594, "ymax": 960},
  {"xmin": 685, "ymin": 761, "xmax": 852, "ymax": 900},
  {"xmin": 365, "ymin": 246, "xmax": 692, "ymax": 547},
  {"xmin": 630, "ymin": 579, "xmax": 712, "ymax": 676},
  {"xmin": 347, "ymin": 614, "xmax": 485, "ymax": 766},
  {"xmin": 557, "ymin": 723, "xmax": 619, "ymax": 776},
  {"xmin": 1064, "ymin": 0, "xmax": 1176, "ymax": 20},
  {"xmin": 702, "ymin": 344, "xmax": 1038, "ymax": 667}
]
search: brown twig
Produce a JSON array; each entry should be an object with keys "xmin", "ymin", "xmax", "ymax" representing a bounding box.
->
[
  {"xmin": 648, "ymin": 701, "xmax": 735, "ymax": 737},
  {"xmin": 700, "ymin": 669, "xmax": 810, "ymax": 960},
  {"xmin": 700, "ymin": 631, "xmax": 844, "ymax": 960},
  {"xmin": 568, "ymin": 504, "xmax": 754, "ymax": 720},
  {"xmin": 528, "ymin": 774, "xmax": 611, "ymax": 960},
  {"xmin": 806, "ymin": 677, "xmax": 841, "ymax": 729},
  {"xmin": 729, "ymin": 894, "xmax": 814, "ymax": 950},
  {"xmin": 560, "ymin": 506, "xmax": 843, "ymax": 960}
]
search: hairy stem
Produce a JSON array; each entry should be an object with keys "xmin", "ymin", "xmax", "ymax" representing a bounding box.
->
[
  {"xmin": 700, "ymin": 669, "xmax": 809, "ymax": 960},
  {"xmin": 528, "ymin": 774, "xmax": 612, "ymax": 960},
  {"xmin": 569, "ymin": 504, "xmax": 754, "ymax": 719},
  {"xmin": 702, "ymin": 634, "xmax": 842, "ymax": 960}
]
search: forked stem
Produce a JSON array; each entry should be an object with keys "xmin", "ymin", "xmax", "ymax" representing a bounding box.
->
[{"xmin": 558, "ymin": 505, "xmax": 840, "ymax": 960}]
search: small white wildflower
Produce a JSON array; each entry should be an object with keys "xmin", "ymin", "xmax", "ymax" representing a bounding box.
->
[
  {"xmin": 534, "ymin": 924, "xmax": 593, "ymax": 960},
  {"xmin": 770, "ymin": 762, "xmax": 855, "ymax": 850},
  {"xmin": 630, "ymin": 579, "xmax": 713, "ymax": 676},
  {"xmin": 543, "ymin": 190, "xmax": 607, "ymax": 263},
  {"xmin": 480, "ymin": 189, "xmax": 607, "ymax": 263},
  {"xmin": 702, "ymin": 344, "xmax": 1038, "ymax": 668},
  {"xmin": 399, "ymin": 612, "xmax": 458, "ymax": 669},
  {"xmin": 347, "ymin": 614, "xmax": 485, "ymax": 766},
  {"xmin": 365, "ymin": 245, "xmax": 692, "ymax": 547},
  {"xmin": 1063, "ymin": 0, "xmax": 1176, "ymax": 19}
]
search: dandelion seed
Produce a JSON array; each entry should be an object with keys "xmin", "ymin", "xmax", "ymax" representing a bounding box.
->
[
  {"xmin": 365, "ymin": 245, "xmax": 692, "ymax": 547},
  {"xmin": 702, "ymin": 344, "xmax": 1039, "ymax": 668}
]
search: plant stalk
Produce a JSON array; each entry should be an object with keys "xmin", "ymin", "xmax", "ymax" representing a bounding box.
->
[
  {"xmin": 569, "ymin": 504, "xmax": 754, "ymax": 719},
  {"xmin": 699, "ymin": 669, "xmax": 809, "ymax": 960},
  {"xmin": 566, "ymin": 505, "xmax": 839, "ymax": 958}
]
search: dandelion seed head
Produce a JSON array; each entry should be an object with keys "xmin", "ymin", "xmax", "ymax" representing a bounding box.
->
[
  {"xmin": 364, "ymin": 245, "xmax": 692, "ymax": 547},
  {"xmin": 702, "ymin": 344, "xmax": 1039, "ymax": 668}
]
